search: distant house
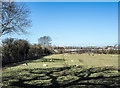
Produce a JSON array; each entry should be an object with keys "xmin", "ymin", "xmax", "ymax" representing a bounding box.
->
[
  {"xmin": 65, "ymin": 49, "xmax": 77, "ymax": 52},
  {"xmin": 98, "ymin": 48, "xmax": 103, "ymax": 51},
  {"xmin": 105, "ymin": 46, "xmax": 114, "ymax": 50},
  {"xmin": 53, "ymin": 50, "xmax": 58, "ymax": 53}
]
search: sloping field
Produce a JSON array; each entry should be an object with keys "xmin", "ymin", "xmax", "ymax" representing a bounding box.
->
[{"xmin": 2, "ymin": 54, "xmax": 120, "ymax": 88}]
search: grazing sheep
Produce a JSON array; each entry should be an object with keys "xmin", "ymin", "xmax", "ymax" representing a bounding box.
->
[
  {"xmin": 50, "ymin": 59, "xmax": 52, "ymax": 62},
  {"xmin": 71, "ymin": 60, "xmax": 74, "ymax": 62},
  {"xmin": 43, "ymin": 64, "xmax": 48, "ymax": 67},
  {"xmin": 74, "ymin": 65, "xmax": 78, "ymax": 67},
  {"xmin": 23, "ymin": 63, "xmax": 28, "ymax": 66}
]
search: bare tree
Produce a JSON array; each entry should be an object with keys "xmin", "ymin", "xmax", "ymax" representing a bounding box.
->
[
  {"xmin": 38, "ymin": 36, "xmax": 52, "ymax": 47},
  {"xmin": 1, "ymin": 0, "xmax": 31, "ymax": 36}
]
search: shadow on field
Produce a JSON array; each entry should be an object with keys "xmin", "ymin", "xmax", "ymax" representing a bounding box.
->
[
  {"xmin": 32, "ymin": 58, "xmax": 65, "ymax": 63},
  {"xmin": 2, "ymin": 66, "xmax": 120, "ymax": 88},
  {"xmin": 2, "ymin": 56, "xmax": 45, "ymax": 68},
  {"xmin": 3, "ymin": 56, "xmax": 64, "ymax": 69}
]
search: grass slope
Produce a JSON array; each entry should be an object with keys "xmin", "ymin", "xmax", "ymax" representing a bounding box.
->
[{"xmin": 2, "ymin": 54, "xmax": 120, "ymax": 88}]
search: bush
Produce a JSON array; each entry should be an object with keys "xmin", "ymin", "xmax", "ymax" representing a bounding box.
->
[{"xmin": 2, "ymin": 38, "xmax": 52, "ymax": 65}]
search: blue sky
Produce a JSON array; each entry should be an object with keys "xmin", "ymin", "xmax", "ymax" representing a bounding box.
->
[{"xmin": 2, "ymin": 2, "xmax": 118, "ymax": 47}]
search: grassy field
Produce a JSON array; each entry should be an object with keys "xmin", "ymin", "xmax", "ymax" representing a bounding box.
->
[{"xmin": 2, "ymin": 54, "xmax": 120, "ymax": 88}]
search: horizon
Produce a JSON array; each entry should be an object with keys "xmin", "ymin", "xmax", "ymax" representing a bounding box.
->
[{"xmin": 1, "ymin": 2, "xmax": 118, "ymax": 47}]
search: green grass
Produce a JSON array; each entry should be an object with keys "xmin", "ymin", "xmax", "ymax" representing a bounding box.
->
[{"xmin": 2, "ymin": 54, "xmax": 120, "ymax": 88}]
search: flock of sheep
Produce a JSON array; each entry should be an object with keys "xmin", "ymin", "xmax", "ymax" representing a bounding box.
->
[
  {"xmin": 22, "ymin": 53, "xmax": 86, "ymax": 67},
  {"xmin": 23, "ymin": 53, "xmax": 116, "ymax": 67},
  {"xmin": 42, "ymin": 54, "xmax": 79, "ymax": 67}
]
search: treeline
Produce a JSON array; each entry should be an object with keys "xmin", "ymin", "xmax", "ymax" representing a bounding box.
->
[
  {"xmin": 53, "ymin": 46, "xmax": 118, "ymax": 54},
  {"xmin": 54, "ymin": 49, "xmax": 118, "ymax": 54},
  {"xmin": 77, "ymin": 49, "xmax": 118, "ymax": 54},
  {"xmin": 2, "ymin": 38, "xmax": 52, "ymax": 65},
  {"xmin": 1, "ymin": 38, "xmax": 119, "ymax": 65}
]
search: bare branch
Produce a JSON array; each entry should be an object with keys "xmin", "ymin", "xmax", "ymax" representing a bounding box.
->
[{"xmin": 1, "ymin": 0, "xmax": 31, "ymax": 36}]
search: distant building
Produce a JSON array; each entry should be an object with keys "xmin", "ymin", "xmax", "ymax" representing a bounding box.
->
[{"xmin": 53, "ymin": 50, "xmax": 58, "ymax": 53}]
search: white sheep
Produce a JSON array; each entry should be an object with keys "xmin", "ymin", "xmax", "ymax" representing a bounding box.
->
[
  {"xmin": 43, "ymin": 64, "xmax": 48, "ymax": 67},
  {"xmin": 71, "ymin": 60, "xmax": 74, "ymax": 62},
  {"xmin": 23, "ymin": 63, "xmax": 28, "ymax": 66},
  {"xmin": 50, "ymin": 59, "xmax": 52, "ymax": 62},
  {"xmin": 74, "ymin": 65, "xmax": 78, "ymax": 67}
]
